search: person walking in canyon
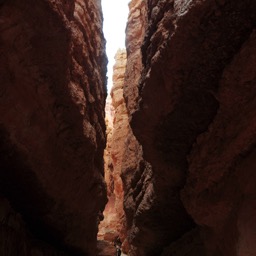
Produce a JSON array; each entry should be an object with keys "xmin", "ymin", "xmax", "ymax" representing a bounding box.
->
[{"xmin": 114, "ymin": 237, "xmax": 122, "ymax": 256}]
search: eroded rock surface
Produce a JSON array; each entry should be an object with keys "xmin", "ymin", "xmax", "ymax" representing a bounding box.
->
[
  {"xmin": 0, "ymin": 0, "xmax": 107, "ymax": 255},
  {"xmin": 123, "ymin": 0, "xmax": 194, "ymax": 255},
  {"xmin": 99, "ymin": 50, "xmax": 127, "ymax": 248},
  {"xmin": 124, "ymin": 0, "xmax": 256, "ymax": 255},
  {"xmin": 182, "ymin": 30, "xmax": 256, "ymax": 256}
]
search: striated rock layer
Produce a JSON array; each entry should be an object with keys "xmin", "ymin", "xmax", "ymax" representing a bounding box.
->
[
  {"xmin": 110, "ymin": 50, "xmax": 128, "ymax": 234},
  {"xmin": 182, "ymin": 29, "xmax": 256, "ymax": 256},
  {"xmin": 124, "ymin": 1, "xmax": 194, "ymax": 255},
  {"xmin": 99, "ymin": 50, "xmax": 128, "ymax": 248},
  {"xmin": 0, "ymin": 0, "xmax": 107, "ymax": 255},
  {"xmin": 124, "ymin": 0, "xmax": 256, "ymax": 255}
]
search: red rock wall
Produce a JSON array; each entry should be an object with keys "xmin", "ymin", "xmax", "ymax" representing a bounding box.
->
[
  {"xmin": 110, "ymin": 50, "xmax": 128, "ymax": 226},
  {"xmin": 99, "ymin": 50, "xmax": 128, "ymax": 246},
  {"xmin": 124, "ymin": 0, "xmax": 256, "ymax": 255},
  {"xmin": 182, "ymin": 30, "xmax": 256, "ymax": 256},
  {"xmin": 123, "ymin": 1, "xmax": 193, "ymax": 255},
  {"xmin": 124, "ymin": 0, "xmax": 147, "ymax": 117},
  {"xmin": 0, "ymin": 0, "xmax": 107, "ymax": 255}
]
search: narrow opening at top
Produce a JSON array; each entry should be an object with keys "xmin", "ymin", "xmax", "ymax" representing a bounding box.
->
[{"xmin": 102, "ymin": 0, "xmax": 130, "ymax": 93}]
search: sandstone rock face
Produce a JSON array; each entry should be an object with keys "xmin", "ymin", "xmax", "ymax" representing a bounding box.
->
[
  {"xmin": 124, "ymin": 0, "xmax": 256, "ymax": 255},
  {"xmin": 0, "ymin": 196, "xmax": 71, "ymax": 256},
  {"xmin": 182, "ymin": 30, "xmax": 256, "ymax": 256},
  {"xmin": 124, "ymin": 0, "xmax": 147, "ymax": 117},
  {"xmin": 99, "ymin": 50, "xmax": 127, "ymax": 247},
  {"xmin": 123, "ymin": 1, "xmax": 193, "ymax": 255},
  {"xmin": 103, "ymin": 96, "xmax": 114, "ymax": 198},
  {"xmin": 110, "ymin": 50, "xmax": 128, "ymax": 234},
  {"xmin": 0, "ymin": 0, "xmax": 107, "ymax": 255}
]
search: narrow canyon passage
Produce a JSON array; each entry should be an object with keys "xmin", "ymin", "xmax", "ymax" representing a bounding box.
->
[
  {"xmin": 1, "ymin": 0, "xmax": 256, "ymax": 256},
  {"xmin": 97, "ymin": 50, "xmax": 128, "ymax": 256}
]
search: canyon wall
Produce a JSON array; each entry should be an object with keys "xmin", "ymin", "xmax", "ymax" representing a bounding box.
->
[
  {"xmin": 110, "ymin": 50, "xmax": 127, "ymax": 238},
  {"xmin": 124, "ymin": 1, "xmax": 195, "ymax": 255},
  {"xmin": 98, "ymin": 50, "xmax": 127, "ymax": 245},
  {"xmin": 0, "ymin": 0, "xmax": 107, "ymax": 255},
  {"xmin": 124, "ymin": 0, "xmax": 256, "ymax": 255}
]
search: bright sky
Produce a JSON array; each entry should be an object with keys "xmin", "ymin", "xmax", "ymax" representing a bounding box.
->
[{"xmin": 102, "ymin": 0, "xmax": 130, "ymax": 93}]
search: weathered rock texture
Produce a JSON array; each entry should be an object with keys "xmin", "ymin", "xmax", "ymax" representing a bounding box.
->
[
  {"xmin": 0, "ymin": 0, "xmax": 107, "ymax": 255},
  {"xmin": 124, "ymin": 0, "xmax": 256, "ymax": 255},
  {"xmin": 110, "ymin": 50, "xmax": 128, "ymax": 232},
  {"xmin": 182, "ymin": 29, "xmax": 256, "ymax": 256},
  {"xmin": 98, "ymin": 50, "xmax": 127, "ymax": 248},
  {"xmin": 124, "ymin": 2, "xmax": 195, "ymax": 255}
]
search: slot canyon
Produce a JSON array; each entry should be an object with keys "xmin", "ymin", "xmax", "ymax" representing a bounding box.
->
[{"xmin": 1, "ymin": 0, "xmax": 256, "ymax": 255}]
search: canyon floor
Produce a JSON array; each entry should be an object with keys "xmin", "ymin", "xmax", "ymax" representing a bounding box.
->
[{"xmin": 97, "ymin": 240, "xmax": 127, "ymax": 256}]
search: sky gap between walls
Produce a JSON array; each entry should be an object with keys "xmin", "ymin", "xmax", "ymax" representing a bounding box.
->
[{"xmin": 102, "ymin": 0, "xmax": 130, "ymax": 93}]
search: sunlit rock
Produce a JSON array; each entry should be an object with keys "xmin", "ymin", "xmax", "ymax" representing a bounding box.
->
[{"xmin": 99, "ymin": 49, "xmax": 128, "ymax": 251}]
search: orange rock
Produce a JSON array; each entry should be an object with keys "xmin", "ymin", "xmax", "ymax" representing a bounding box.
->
[{"xmin": 99, "ymin": 49, "xmax": 128, "ymax": 250}]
